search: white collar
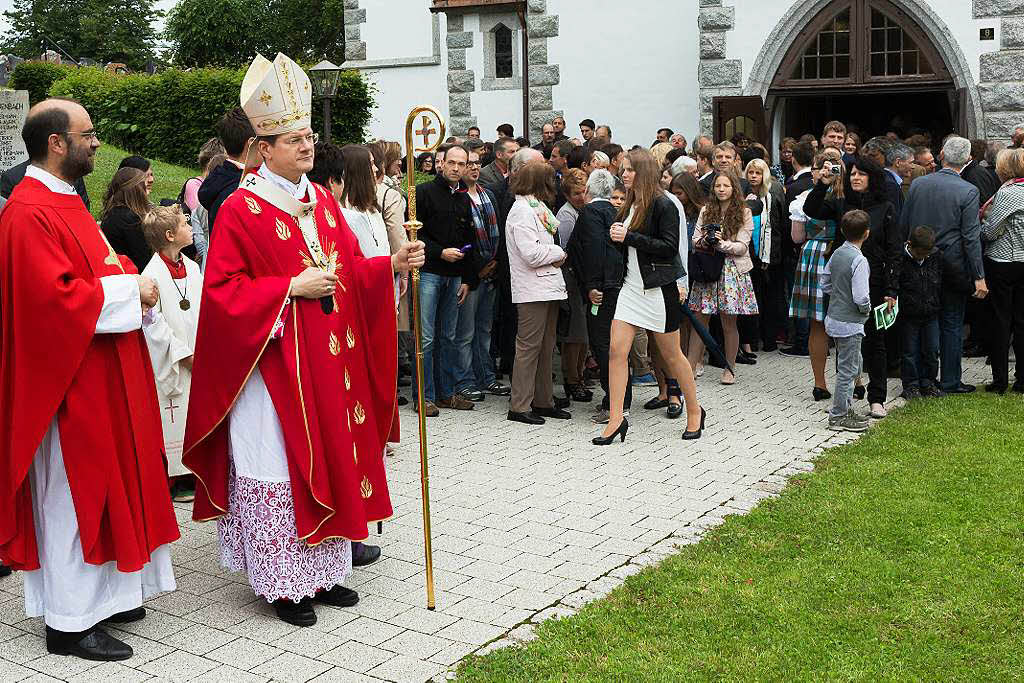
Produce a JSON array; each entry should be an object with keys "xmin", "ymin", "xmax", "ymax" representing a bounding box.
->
[
  {"xmin": 792, "ymin": 167, "xmax": 811, "ymax": 179},
  {"xmin": 589, "ymin": 198, "xmax": 611, "ymax": 204},
  {"xmin": 25, "ymin": 164, "xmax": 77, "ymax": 195},
  {"xmin": 258, "ymin": 163, "xmax": 310, "ymax": 200}
]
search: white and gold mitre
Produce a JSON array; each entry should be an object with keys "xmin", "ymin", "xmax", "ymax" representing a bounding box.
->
[{"xmin": 240, "ymin": 53, "xmax": 312, "ymax": 136}]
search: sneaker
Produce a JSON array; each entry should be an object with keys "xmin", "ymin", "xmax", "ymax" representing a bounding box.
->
[
  {"xmin": 437, "ymin": 396, "xmax": 474, "ymax": 410},
  {"xmin": 631, "ymin": 372, "xmax": 658, "ymax": 387},
  {"xmin": 828, "ymin": 410, "xmax": 870, "ymax": 432},
  {"xmin": 485, "ymin": 380, "xmax": 511, "ymax": 396},
  {"xmin": 919, "ymin": 384, "xmax": 945, "ymax": 398},
  {"xmin": 591, "ymin": 409, "xmax": 628, "ymax": 424},
  {"xmin": 868, "ymin": 403, "xmax": 887, "ymax": 418},
  {"xmin": 779, "ymin": 346, "xmax": 809, "ymax": 357},
  {"xmin": 694, "ymin": 364, "xmax": 705, "ymax": 377},
  {"xmin": 458, "ymin": 388, "xmax": 486, "ymax": 402},
  {"xmin": 414, "ymin": 400, "xmax": 440, "ymax": 417},
  {"xmin": 901, "ymin": 387, "xmax": 922, "ymax": 400}
]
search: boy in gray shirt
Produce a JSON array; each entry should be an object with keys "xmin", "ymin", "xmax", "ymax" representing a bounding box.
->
[{"xmin": 821, "ymin": 210, "xmax": 874, "ymax": 431}]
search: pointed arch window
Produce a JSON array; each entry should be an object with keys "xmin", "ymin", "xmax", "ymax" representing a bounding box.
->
[
  {"xmin": 775, "ymin": 0, "xmax": 950, "ymax": 89},
  {"xmin": 494, "ymin": 23, "xmax": 513, "ymax": 79}
]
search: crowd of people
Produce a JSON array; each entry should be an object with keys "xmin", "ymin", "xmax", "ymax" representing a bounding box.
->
[
  {"xmin": 0, "ymin": 53, "xmax": 1021, "ymax": 661},
  {"xmin": 396, "ymin": 116, "xmax": 1023, "ymax": 436}
]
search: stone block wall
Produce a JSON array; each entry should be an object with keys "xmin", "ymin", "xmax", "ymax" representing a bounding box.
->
[{"xmin": 974, "ymin": 1, "xmax": 1024, "ymax": 140}]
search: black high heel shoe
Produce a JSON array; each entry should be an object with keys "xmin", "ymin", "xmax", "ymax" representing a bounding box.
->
[
  {"xmin": 666, "ymin": 379, "xmax": 683, "ymax": 419},
  {"xmin": 592, "ymin": 418, "xmax": 629, "ymax": 445},
  {"xmin": 682, "ymin": 407, "xmax": 706, "ymax": 440},
  {"xmin": 812, "ymin": 386, "xmax": 832, "ymax": 401}
]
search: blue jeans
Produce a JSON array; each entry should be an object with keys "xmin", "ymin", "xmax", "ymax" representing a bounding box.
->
[
  {"xmin": 900, "ymin": 317, "xmax": 939, "ymax": 389},
  {"xmin": 454, "ymin": 280, "xmax": 497, "ymax": 392},
  {"xmin": 415, "ymin": 272, "xmax": 461, "ymax": 402},
  {"xmin": 938, "ymin": 292, "xmax": 966, "ymax": 391}
]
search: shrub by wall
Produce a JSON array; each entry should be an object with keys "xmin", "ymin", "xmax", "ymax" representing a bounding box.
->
[
  {"xmin": 48, "ymin": 66, "xmax": 376, "ymax": 168},
  {"xmin": 9, "ymin": 62, "xmax": 77, "ymax": 105}
]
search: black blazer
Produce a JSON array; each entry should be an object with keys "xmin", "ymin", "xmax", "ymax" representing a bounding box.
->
[
  {"xmin": 960, "ymin": 161, "xmax": 1001, "ymax": 207},
  {"xmin": 101, "ymin": 206, "xmax": 151, "ymax": 273},
  {"xmin": 575, "ymin": 199, "xmax": 625, "ymax": 293},
  {"xmin": 1, "ymin": 159, "xmax": 91, "ymax": 208},
  {"xmin": 619, "ymin": 194, "xmax": 684, "ymax": 289}
]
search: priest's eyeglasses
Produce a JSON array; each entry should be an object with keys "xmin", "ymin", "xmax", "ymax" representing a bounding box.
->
[
  {"xmin": 63, "ymin": 130, "xmax": 100, "ymax": 141},
  {"xmin": 283, "ymin": 133, "xmax": 319, "ymax": 147}
]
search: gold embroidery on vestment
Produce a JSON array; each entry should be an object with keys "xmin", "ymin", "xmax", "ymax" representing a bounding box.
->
[
  {"xmin": 275, "ymin": 217, "xmax": 291, "ymax": 240},
  {"xmin": 325, "ymin": 211, "xmax": 336, "ymax": 228},
  {"xmin": 346, "ymin": 326, "xmax": 355, "ymax": 349},
  {"xmin": 353, "ymin": 401, "xmax": 366, "ymax": 425},
  {"xmin": 329, "ymin": 332, "xmax": 340, "ymax": 356},
  {"xmin": 360, "ymin": 476, "xmax": 373, "ymax": 499},
  {"xmin": 244, "ymin": 196, "xmax": 262, "ymax": 215},
  {"xmin": 259, "ymin": 90, "xmax": 272, "ymax": 106},
  {"xmin": 353, "ymin": 443, "xmax": 358, "ymax": 465},
  {"xmin": 344, "ymin": 368, "xmax": 351, "ymax": 390}
]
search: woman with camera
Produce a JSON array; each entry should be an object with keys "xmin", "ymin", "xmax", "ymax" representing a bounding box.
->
[
  {"xmin": 802, "ymin": 155, "xmax": 901, "ymax": 417},
  {"xmin": 686, "ymin": 171, "xmax": 758, "ymax": 384},
  {"xmin": 789, "ymin": 150, "xmax": 844, "ymax": 400},
  {"xmin": 595, "ymin": 149, "xmax": 704, "ymax": 445}
]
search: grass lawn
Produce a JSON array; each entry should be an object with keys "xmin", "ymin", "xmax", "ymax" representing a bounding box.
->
[
  {"xmin": 84, "ymin": 143, "xmax": 197, "ymax": 219},
  {"xmin": 458, "ymin": 394, "xmax": 1024, "ymax": 681}
]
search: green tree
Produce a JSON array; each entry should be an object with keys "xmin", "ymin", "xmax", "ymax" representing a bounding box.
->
[
  {"xmin": 0, "ymin": 0, "xmax": 84, "ymax": 60},
  {"xmin": 79, "ymin": 0, "xmax": 162, "ymax": 69},
  {"xmin": 163, "ymin": 0, "xmax": 266, "ymax": 68},
  {"xmin": 164, "ymin": 0, "xmax": 346, "ymax": 67},
  {"xmin": 0, "ymin": 0, "xmax": 160, "ymax": 69}
]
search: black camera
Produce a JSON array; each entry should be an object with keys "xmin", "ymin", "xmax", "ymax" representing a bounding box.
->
[{"xmin": 705, "ymin": 223, "xmax": 722, "ymax": 245}]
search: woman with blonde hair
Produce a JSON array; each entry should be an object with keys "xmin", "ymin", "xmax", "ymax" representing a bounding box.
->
[
  {"xmin": 745, "ymin": 157, "xmax": 787, "ymax": 350},
  {"xmin": 101, "ymin": 167, "xmax": 153, "ymax": 272},
  {"xmin": 590, "ymin": 150, "xmax": 610, "ymax": 171},
  {"xmin": 597, "ymin": 148, "xmax": 704, "ymax": 444}
]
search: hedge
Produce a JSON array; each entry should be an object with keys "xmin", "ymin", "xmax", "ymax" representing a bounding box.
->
[
  {"xmin": 9, "ymin": 62, "xmax": 78, "ymax": 105},
  {"xmin": 46, "ymin": 66, "xmax": 375, "ymax": 168}
]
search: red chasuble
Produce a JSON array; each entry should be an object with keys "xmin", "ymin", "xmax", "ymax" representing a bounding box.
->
[
  {"xmin": 183, "ymin": 178, "xmax": 398, "ymax": 544},
  {"xmin": 0, "ymin": 177, "xmax": 180, "ymax": 572}
]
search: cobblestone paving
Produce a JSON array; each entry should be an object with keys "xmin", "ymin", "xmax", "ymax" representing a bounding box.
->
[{"xmin": 0, "ymin": 353, "xmax": 990, "ymax": 682}]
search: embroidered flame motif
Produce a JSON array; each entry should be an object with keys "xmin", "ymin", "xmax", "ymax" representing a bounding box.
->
[
  {"xmin": 329, "ymin": 332, "xmax": 340, "ymax": 356},
  {"xmin": 353, "ymin": 443, "xmax": 358, "ymax": 465},
  {"xmin": 344, "ymin": 368, "xmax": 351, "ymax": 390},
  {"xmin": 275, "ymin": 217, "xmax": 291, "ymax": 240},
  {"xmin": 346, "ymin": 326, "xmax": 355, "ymax": 349},
  {"xmin": 325, "ymin": 211, "xmax": 337, "ymax": 228},
  {"xmin": 244, "ymin": 196, "xmax": 262, "ymax": 215},
  {"xmin": 360, "ymin": 476, "xmax": 373, "ymax": 499},
  {"xmin": 353, "ymin": 401, "xmax": 366, "ymax": 425}
]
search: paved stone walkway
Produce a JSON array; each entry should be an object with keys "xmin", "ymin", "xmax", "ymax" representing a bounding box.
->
[{"xmin": 0, "ymin": 353, "xmax": 988, "ymax": 682}]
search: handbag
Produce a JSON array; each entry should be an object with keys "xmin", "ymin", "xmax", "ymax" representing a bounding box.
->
[{"xmin": 688, "ymin": 247, "xmax": 724, "ymax": 283}]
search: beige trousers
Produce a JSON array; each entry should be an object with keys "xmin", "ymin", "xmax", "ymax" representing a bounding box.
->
[{"xmin": 510, "ymin": 300, "xmax": 559, "ymax": 413}]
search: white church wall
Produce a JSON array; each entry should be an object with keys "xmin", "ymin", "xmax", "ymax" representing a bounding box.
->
[
  {"xmin": 547, "ymin": 0, "xmax": 701, "ymax": 147},
  {"xmin": 351, "ymin": 0, "xmax": 448, "ymax": 143},
  {"xmin": 459, "ymin": 13, "xmax": 529, "ymax": 139}
]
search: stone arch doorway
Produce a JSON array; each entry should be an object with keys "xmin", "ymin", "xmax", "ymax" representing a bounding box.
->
[{"xmin": 738, "ymin": 0, "xmax": 983, "ymax": 147}]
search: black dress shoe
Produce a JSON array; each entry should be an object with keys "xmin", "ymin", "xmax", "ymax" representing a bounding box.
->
[
  {"xmin": 553, "ymin": 395, "xmax": 571, "ymax": 409},
  {"xmin": 682, "ymin": 407, "xmax": 707, "ymax": 440},
  {"xmin": 314, "ymin": 585, "xmax": 360, "ymax": 608},
  {"xmin": 508, "ymin": 410, "xmax": 545, "ymax": 425},
  {"xmin": 666, "ymin": 400, "xmax": 683, "ymax": 419},
  {"xmin": 1013, "ymin": 381, "xmax": 1024, "ymax": 394},
  {"xmin": 351, "ymin": 542, "xmax": 382, "ymax": 567},
  {"xmin": 985, "ymin": 383, "xmax": 1008, "ymax": 395},
  {"xmin": 397, "ymin": 395, "xmax": 409, "ymax": 406},
  {"xmin": 102, "ymin": 607, "xmax": 146, "ymax": 624},
  {"xmin": 592, "ymin": 418, "xmax": 628, "ymax": 445},
  {"xmin": 853, "ymin": 385, "xmax": 865, "ymax": 400},
  {"xmin": 0, "ymin": 563, "xmax": 11, "ymax": 577},
  {"xmin": 532, "ymin": 406, "xmax": 571, "ymax": 419},
  {"xmin": 948, "ymin": 383, "xmax": 976, "ymax": 394},
  {"xmin": 46, "ymin": 626, "xmax": 132, "ymax": 661},
  {"xmin": 274, "ymin": 598, "xmax": 316, "ymax": 626},
  {"xmin": 812, "ymin": 387, "xmax": 832, "ymax": 401},
  {"xmin": 643, "ymin": 397, "xmax": 669, "ymax": 410},
  {"xmin": 735, "ymin": 353, "xmax": 756, "ymax": 365},
  {"xmin": 565, "ymin": 384, "xmax": 594, "ymax": 402}
]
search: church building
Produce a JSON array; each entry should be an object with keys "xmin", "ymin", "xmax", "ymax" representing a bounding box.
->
[{"xmin": 343, "ymin": 0, "xmax": 1023, "ymax": 147}]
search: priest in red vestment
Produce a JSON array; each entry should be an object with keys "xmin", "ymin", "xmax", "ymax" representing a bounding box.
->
[
  {"xmin": 183, "ymin": 52, "xmax": 424, "ymax": 627},
  {"xmin": 0, "ymin": 99, "xmax": 180, "ymax": 661}
]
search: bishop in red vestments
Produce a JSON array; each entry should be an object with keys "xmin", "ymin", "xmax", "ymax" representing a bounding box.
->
[
  {"xmin": 183, "ymin": 53, "xmax": 424, "ymax": 627},
  {"xmin": 0, "ymin": 100, "xmax": 179, "ymax": 661}
]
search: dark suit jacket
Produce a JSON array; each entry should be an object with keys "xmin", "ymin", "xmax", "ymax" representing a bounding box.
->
[
  {"xmin": 1, "ymin": 159, "xmax": 90, "ymax": 208},
  {"xmin": 575, "ymin": 199, "xmax": 624, "ymax": 293},
  {"xmin": 960, "ymin": 160, "xmax": 1001, "ymax": 207},
  {"xmin": 478, "ymin": 161, "xmax": 508, "ymax": 197},
  {"xmin": 900, "ymin": 168, "xmax": 984, "ymax": 281}
]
